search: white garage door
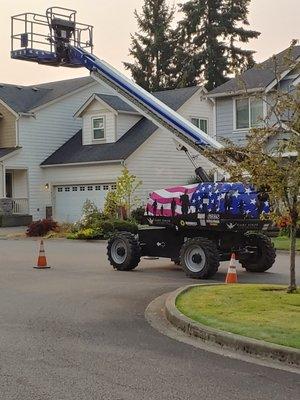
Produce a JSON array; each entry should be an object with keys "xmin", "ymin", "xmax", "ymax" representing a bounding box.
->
[{"xmin": 54, "ymin": 183, "xmax": 116, "ymax": 222}]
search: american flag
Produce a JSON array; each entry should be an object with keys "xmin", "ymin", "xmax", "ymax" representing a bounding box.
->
[{"xmin": 145, "ymin": 182, "xmax": 270, "ymax": 218}]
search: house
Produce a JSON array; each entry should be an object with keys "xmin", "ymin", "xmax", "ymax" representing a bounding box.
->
[
  {"xmin": 208, "ymin": 46, "xmax": 300, "ymax": 145},
  {"xmin": 0, "ymin": 76, "xmax": 215, "ymax": 224}
]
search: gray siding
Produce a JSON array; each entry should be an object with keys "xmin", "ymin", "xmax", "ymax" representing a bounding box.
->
[{"xmin": 216, "ymin": 97, "xmax": 248, "ymax": 145}]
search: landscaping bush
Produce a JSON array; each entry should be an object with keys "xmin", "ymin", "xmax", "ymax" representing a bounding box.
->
[
  {"xmin": 77, "ymin": 200, "xmax": 106, "ymax": 230},
  {"xmin": 27, "ymin": 219, "xmax": 58, "ymax": 237},
  {"xmin": 113, "ymin": 220, "xmax": 138, "ymax": 234},
  {"xmin": 68, "ymin": 227, "xmax": 103, "ymax": 240},
  {"xmin": 131, "ymin": 206, "xmax": 146, "ymax": 224}
]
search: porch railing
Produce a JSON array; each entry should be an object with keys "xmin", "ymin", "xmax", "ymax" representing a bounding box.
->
[{"xmin": 12, "ymin": 198, "xmax": 29, "ymax": 215}]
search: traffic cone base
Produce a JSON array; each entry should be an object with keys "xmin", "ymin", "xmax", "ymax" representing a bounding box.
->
[
  {"xmin": 34, "ymin": 239, "xmax": 51, "ymax": 269},
  {"xmin": 225, "ymin": 253, "xmax": 237, "ymax": 283}
]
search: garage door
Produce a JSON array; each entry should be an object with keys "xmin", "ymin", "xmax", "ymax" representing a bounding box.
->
[{"xmin": 54, "ymin": 183, "xmax": 116, "ymax": 222}]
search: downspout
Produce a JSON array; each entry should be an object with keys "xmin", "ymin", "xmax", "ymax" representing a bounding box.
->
[{"xmin": 0, "ymin": 160, "xmax": 5, "ymax": 198}]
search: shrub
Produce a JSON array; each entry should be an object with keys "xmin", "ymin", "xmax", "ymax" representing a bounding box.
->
[
  {"xmin": 68, "ymin": 227, "xmax": 103, "ymax": 240},
  {"xmin": 27, "ymin": 219, "xmax": 58, "ymax": 237},
  {"xmin": 113, "ymin": 220, "xmax": 138, "ymax": 234},
  {"xmin": 131, "ymin": 206, "xmax": 146, "ymax": 224},
  {"xmin": 78, "ymin": 200, "xmax": 106, "ymax": 228}
]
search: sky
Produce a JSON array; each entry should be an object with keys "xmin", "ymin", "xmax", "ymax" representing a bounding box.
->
[{"xmin": 0, "ymin": 0, "xmax": 299, "ymax": 85}]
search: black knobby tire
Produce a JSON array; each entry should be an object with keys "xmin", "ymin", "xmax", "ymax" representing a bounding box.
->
[
  {"xmin": 180, "ymin": 237, "xmax": 220, "ymax": 279},
  {"xmin": 107, "ymin": 232, "xmax": 141, "ymax": 271},
  {"xmin": 241, "ymin": 233, "xmax": 276, "ymax": 273}
]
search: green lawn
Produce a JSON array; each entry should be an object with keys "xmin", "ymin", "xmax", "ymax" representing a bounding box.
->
[
  {"xmin": 272, "ymin": 236, "xmax": 300, "ymax": 251},
  {"xmin": 176, "ymin": 284, "xmax": 300, "ymax": 349}
]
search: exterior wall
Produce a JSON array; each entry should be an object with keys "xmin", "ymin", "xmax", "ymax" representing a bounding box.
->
[
  {"xmin": 4, "ymin": 81, "xmax": 114, "ymax": 220},
  {"xmin": 179, "ymin": 91, "xmax": 214, "ymax": 137},
  {"xmin": 215, "ymin": 97, "xmax": 248, "ymax": 145},
  {"xmin": 0, "ymin": 103, "xmax": 16, "ymax": 148},
  {"xmin": 116, "ymin": 114, "xmax": 142, "ymax": 140},
  {"xmin": 11, "ymin": 169, "xmax": 28, "ymax": 198},
  {"xmin": 126, "ymin": 128, "xmax": 215, "ymax": 203},
  {"xmin": 215, "ymin": 69, "xmax": 300, "ymax": 145},
  {"xmin": 81, "ymin": 100, "xmax": 116, "ymax": 144}
]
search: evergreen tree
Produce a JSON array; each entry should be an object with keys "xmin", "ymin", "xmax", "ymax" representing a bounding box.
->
[
  {"xmin": 174, "ymin": 0, "xmax": 260, "ymax": 90},
  {"xmin": 124, "ymin": 0, "xmax": 176, "ymax": 92}
]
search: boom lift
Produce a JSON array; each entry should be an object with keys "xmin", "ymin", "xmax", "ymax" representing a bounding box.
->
[{"xmin": 11, "ymin": 8, "xmax": 276, "ymax": 279}]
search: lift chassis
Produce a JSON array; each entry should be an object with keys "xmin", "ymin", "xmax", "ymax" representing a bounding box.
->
[{"xmin": 107, "ymin": 217, "xmax": 276, "ymax": 279}]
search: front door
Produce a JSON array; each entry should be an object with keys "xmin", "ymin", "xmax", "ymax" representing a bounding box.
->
[{"xmin": 5, "ymin": 172, "xmax": 13, "ymax": 198}]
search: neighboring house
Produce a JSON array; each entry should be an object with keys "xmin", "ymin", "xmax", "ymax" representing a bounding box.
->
[
  {"xmin": 0, "ymin": 76, "xmax": 215, "ymax": 224},
  {"xmin": 208, "ymin": 46, "xmax": 300, "ymax": 145}
]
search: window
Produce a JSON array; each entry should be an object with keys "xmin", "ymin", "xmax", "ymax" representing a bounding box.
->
[
  {"xmin": 80, "ymin": 186, "xmax": 85, "ymax": 192},
  {"xmin": 111, "ymin": 184, "xmax": 117, "ymax": 190},
  {"xmin": 64, "ymin": 187, "xmax": 70, "ymax": 192},
  {"xmin": 57, "ymin": 187, "xmax": 63, "ymax": 192},
  {"xmin": 87, "ymin": 186, "xmax": 93, "ymax": 191},
  {"xmin": 92, "ymin": 117, "xmax": 105, "ymax": 140},
  {"xmin": 95, "ymin": 185, "xmax": 101, "ymax": 191},
  {"xmin": 72, "ymin": 187, "xmax": 78, "ymax": 192},
  {"xmin": 103, "ymin": 185, "xmax": 109, "ymax": 191},
  {"xmin": 235, "ymin": 98, "xmax": 263, "ymax": 129},
  {"xmin": 191, "ymin": 117, "xmax": 208, "ymax": 134}
]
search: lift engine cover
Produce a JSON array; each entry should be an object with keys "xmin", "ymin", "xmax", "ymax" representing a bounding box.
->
[{"xmin": 144, "ymin": 182, "xmax": 270, "ymax": 230}]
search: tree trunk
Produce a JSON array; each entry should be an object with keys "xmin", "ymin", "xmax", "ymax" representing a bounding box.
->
[{"xmin": 288, "ymin": 222, "xmax": 297, "ymax": 293}]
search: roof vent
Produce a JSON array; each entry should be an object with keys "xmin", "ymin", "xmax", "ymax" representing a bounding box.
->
[
  {"xmin": 16, "ymin": 86, "xmax": 23, "ymax": 90},
  {"xmin": 32, "ymin": 87, "xmax": 39, "ymax": 92}
]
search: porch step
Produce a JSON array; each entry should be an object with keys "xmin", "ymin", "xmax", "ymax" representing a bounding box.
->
[{"xmin": 0, "ymin": 214, "xmax": 32, "ymax": 227}]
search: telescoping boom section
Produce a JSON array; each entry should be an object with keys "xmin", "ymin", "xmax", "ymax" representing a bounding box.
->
[{"xmin": 11, "ymin": 7, "xmax": 222, "ymax": 154}]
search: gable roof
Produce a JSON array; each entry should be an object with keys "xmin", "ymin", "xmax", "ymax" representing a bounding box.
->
[
  {"xmin": 208, "ymin": 46, "xmax": 300, "ymax": 97},
  {"xmin": 95, "ymin": 94, "xmax": 137, "ymax": 113},
  {"xmin": 41, "ymin": 86, "xmax": 200, "ymax": 166},
  {"xmin": 74, "ymin": 93, "xmax": 138, "ymax": 117},
  {"xmin": 0, "ymin": 76, "xmax": 94, "ymax": 113}
]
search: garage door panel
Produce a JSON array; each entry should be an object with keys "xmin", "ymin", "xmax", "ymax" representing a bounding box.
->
[{"xmin": 54, "ymin": 183, "xmax": 116, "ymax": 222}]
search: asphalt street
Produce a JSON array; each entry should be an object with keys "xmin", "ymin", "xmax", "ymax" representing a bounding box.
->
[{"xmin": 0, "ymin": 239, "xmax": 299, "ymax": 400}]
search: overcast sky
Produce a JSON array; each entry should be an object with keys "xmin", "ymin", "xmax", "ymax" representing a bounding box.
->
[{"xmin": 0, "ymin": 0, "xmax": 299, "ymax": 85}]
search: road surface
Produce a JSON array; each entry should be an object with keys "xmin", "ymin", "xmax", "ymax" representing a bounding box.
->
[{"xmin": 0, "ymin": 239, "xmax": 299, "ymax": 400}]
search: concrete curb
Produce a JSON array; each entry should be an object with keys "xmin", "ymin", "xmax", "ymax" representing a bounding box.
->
[{"xmin": 165, "ymin": 284, "xmax": 300, "ymax": 368}]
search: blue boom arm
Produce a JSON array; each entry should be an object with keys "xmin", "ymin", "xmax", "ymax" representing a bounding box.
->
[
  {"xmin": 68, "ymin": 47, "xmax": 222, "ymax": 153},
  {"xmin": 10, "ymin": 7, "xmax": 222, "ymax": 156}
]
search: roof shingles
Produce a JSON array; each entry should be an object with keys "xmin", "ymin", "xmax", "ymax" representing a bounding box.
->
[{"xmin": 209, "ymin": 46, "xmax": 300, "ymax": 97}]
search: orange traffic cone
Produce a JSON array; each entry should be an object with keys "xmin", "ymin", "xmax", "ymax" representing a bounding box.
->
[
  {"xmin": 34, "ymin": 239, "xmax": 50, "ymax": 269},
  {"xmin": 225, "ymin": 253, "xmax": 237, "ymax": 283}
]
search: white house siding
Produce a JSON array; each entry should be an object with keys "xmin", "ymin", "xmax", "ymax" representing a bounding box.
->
[
  {"xmin": 81, "ymin": 100, "xmax": 116, "ymax": 144},
  {"xmin": 116, "ymin": 114, "xmax": 142, "ymax": 140},
  {"xmin": 126, "ymin": 128, "xmax": 215, "ymax": 203},
  {"xmin": 43, "ymin": 163, "xmax": 123, "ymax": 220},
  {"xmin": 4, "ymin": 80, "xmax": 114, "ymax": 220},
  {"xmin": 179, "ymin": 91, "xmax": 214, "ymax": 137}
]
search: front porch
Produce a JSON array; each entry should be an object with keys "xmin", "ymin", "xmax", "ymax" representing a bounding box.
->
[{"xmin": 0, "ymin": 169, "xmax": 32, "ymax": 227}]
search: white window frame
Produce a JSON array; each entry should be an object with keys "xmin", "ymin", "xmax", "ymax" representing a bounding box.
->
[
  {"xmin": 233, "ymin": 97, "xmax": 265, "ymax": 131},
  {"xmin": 190, "ymin": 116, "xmax": 209, "ymax": 134},
  {"xmin": 92, "ymin": 116, "xmax": 106, "ymax": 141}
]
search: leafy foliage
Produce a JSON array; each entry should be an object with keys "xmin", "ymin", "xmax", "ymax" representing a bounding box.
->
[
  {"xmin": 131, "ymin": 206, "xmax": 146, "ymax": 224},
  {"xmin": 124, "ymin": 0, "xmax": 176, "ymax": 91},
  {"xmin": 204, "ymin": 43, "xmax": 300, "ymax": 291},
  {"xmin": 104, "ymin": 167, "xmax": 142, "ymax": 219},
  {"xmin": 26, "ymin": 219, "xmax": 58, "ymax": 237},
  {"xmin": 69, "ymin": 199, "xmax": 138, "ymax": 240},
  {"xmin": 174, "ymin": 0, "xmax": 260, "ymax": 90}
]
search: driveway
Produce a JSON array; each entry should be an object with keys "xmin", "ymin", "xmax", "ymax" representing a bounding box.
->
[{"xmin": 0, "ymin": 239, "xmax": 299, "ymax": 400}]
